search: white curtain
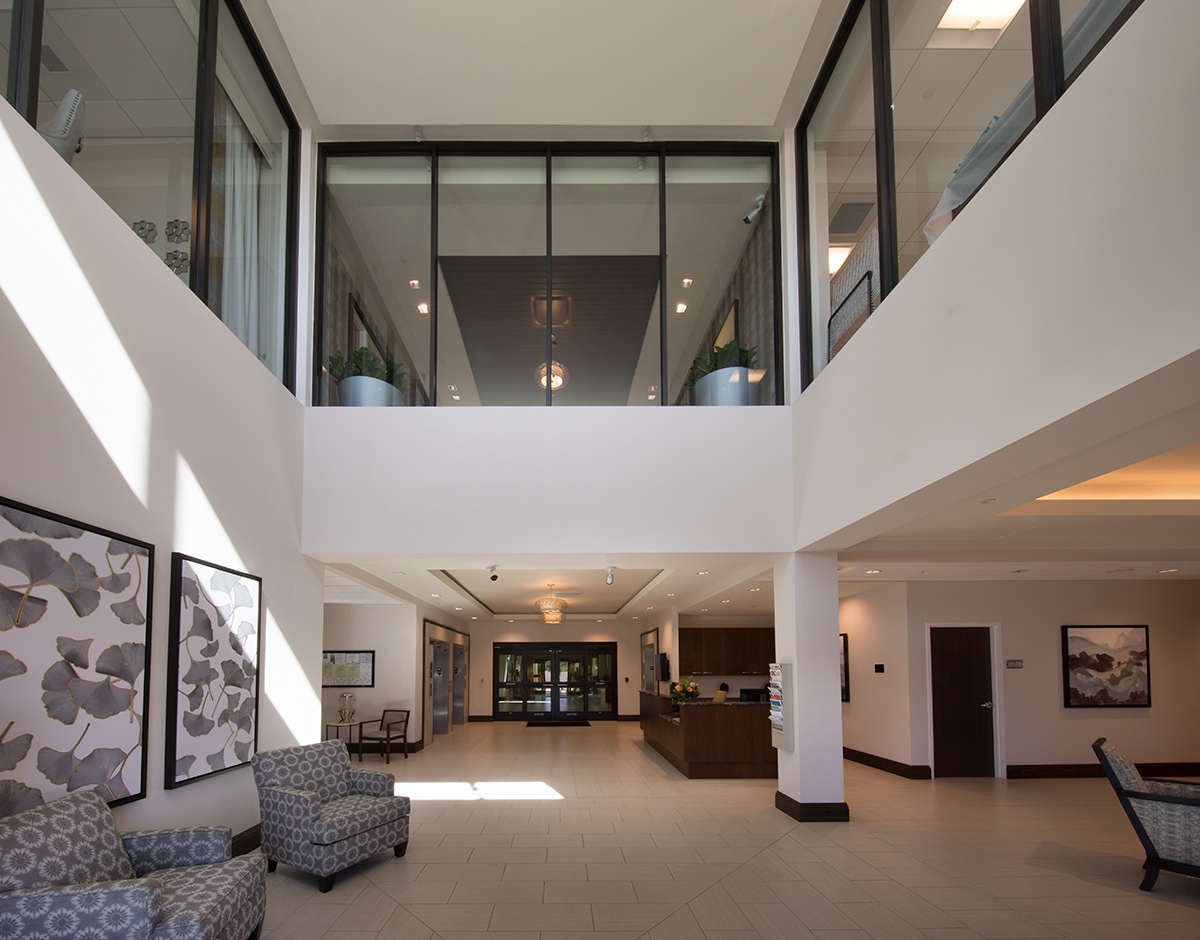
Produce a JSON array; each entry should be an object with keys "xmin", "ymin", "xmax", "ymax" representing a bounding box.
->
[{"xmin": 219, "ymin": 96, "xmax": 262, "ymax": 363}]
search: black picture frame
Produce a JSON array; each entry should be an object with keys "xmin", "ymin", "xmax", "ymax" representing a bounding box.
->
[
  {"xmin": 165, "ymin": 553, "xmax": 262, "ymax": 788},
  {"xmin": 0, "ymin": 495, "xmax": 154, "ymax": 807},
  {"xmin": 322, "ymin": 650, "xmax": 375, "ymax": 688},
  {"xmin": 840, "ymin": 632, "xmax": 850, "ymax": 702},
  {"xmin": 1061, "ymin": 625, "xmax": 1150, "ymax": 708}
]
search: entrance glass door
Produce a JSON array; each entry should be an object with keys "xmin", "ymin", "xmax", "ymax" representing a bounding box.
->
[{"xmin": 493, "ymin": 643, "xmax": 618, "ymax": 720}]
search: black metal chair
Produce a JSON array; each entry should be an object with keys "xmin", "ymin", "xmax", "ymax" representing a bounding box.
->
[
  {"xmin": 361, "ymin": 708, "xmax": 410, "ymax": 763},
  {"xmin": 1093, "ymin": 737, "xmax": 1200, "ymax": 891}
]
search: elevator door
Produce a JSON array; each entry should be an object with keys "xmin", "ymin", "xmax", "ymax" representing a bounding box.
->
[
  {"xmin": 432, "ymin": 640, "xmax": 450, "ymax": 734},
  {"xmin": 452, "ymin": 643, "xmax": 466, "ymax": 725}
]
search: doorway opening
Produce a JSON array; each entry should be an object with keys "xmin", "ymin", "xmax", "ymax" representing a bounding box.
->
[
  {"xmin": 927, "ymin": 623, "xmax": 1004, "ymax": 777},
  {"xmin": 494, "ymin": 642, "xmax": 617, "ymax": 721}
]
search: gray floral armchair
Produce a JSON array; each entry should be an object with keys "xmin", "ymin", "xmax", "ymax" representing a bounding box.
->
[
  {"xmin": 1093, "ymin": 737, "xmax": 1200, "ymax": 890},
  {"xmin": 251, "ymin": 739, "xmax": 410, "ymax": 892},
  {"xmin": 0, "ymin": 788, "xmax": 266, "ymax": 939}
]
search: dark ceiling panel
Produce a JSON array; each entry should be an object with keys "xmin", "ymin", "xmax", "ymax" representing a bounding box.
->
[{"xmin": 440, "ymin": 255, "xmax": 660, "ymax": 406}]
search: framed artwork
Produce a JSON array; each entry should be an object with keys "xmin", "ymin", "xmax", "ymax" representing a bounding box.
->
[
  {"xmin": 1061, "ymin": 625, "xmax": 1150, "ymax": 708},
  {"xmin": 0, "ymin": 496, "xmax": 153, "ymax": 809},
  {"xmin": 165, "ymin": 553, "xmax": 262, "ymax": 788},
  {"xmin": 322, "ymin": 650, "xmax": 375, "ymax": 688},
  {"xmin": 840, "ymin": 633, "xmax": 850, "ymax": 702}
]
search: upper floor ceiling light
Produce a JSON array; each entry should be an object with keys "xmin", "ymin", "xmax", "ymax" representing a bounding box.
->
[
  {"xmin": 932, "ymin": 0, "xmax": 1024, "ymax": 48},
  {"xmin": 536, "ymin": 360, "xmax": 569, "ymax": 390}
]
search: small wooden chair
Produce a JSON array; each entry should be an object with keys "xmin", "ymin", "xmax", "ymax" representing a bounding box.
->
[{"xmin": 361, "ymin": 709, "xmax": 410, "ymax": 763}]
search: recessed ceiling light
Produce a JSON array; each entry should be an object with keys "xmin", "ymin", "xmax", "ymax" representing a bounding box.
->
[
  {"xmin": 697, "ymin": 570, "xmax": 709, "ymax": 576},
  {"xmin": 1105, "ymin": 568, "xmax": 1135, "ymax": 574},
  {"xmin": 409, "ymin": 279, "xmax": 420, "ymax": 289},
  {"xmin": 417, "ymin": 303, "xmax": 429, "ymax": 315},
  {"xmin": 471, "ymin": 616, "xmax": 478, "ymax": 620},
  {"xmin": 632, "ymin": 616, "xmax": 639, "ymax": 619},
  {"xmin": 455, "ymin": 606, "xmax": 462, "ymax": 610},
  {"xmin": 828, "ymin": 245, "xmax": 852, "ymax": 275},
  {"xmin": 699, "ymin": 608, "xmax": 708, "ymax": 612},
  {"xmin": 682, "ymin": 278, "xmax": 692, "ymax": 288},
  {"xmin": 646, "ymin": 606, "xmax": 653, "ymax": 610},
  {"xmin": 1158, "ymin": 568, "xmax": 1180, "ymax": 574},
  {"xmin": 748, "ymin": 588, "xmax": 760, "ymax": 592},
  {"xmin": 721, "ymin": 599, "xmax": 730, "ymax": 604},
  {"xmin": 865, "ymin": 569, "xmax": 881, "ymax": 575},
  {"xmin": 452, "ymin": 394, "xmax": 461, "ymax": 401},
  {"xmin": 937, "ymin": 0, "xmax": 1024, "ymax": 31},
  {"xmin": 666, "ymin": 593, "xmax": 675, "ymax": 597},
  {"xmin": 648, "ymin": 385, "xmax": 657, "ymax": 392},
  {"xmin": 980, "ymin": 498, "xmax": 997, "ymax": 504},
  {"xmin": 597, "ymin": 619, "xmax": 603, "ymax": 623},
  {"xmin": 508, "ymin": 619, "xmax": 514, "ymax": 623},
  {"xmin": 447, "ymin": 384, "xmax": 457, "ymax": 391},
  {"xmin": 430, "ymin": 593, "xmax": 440, "ymax": 597},
  {"xmin": 392, "ymin": 571, "xmax": 405, "ymax": 576},
  {"xmin": 676, "ymin": 303, "xmax": 687, "ymax": 315},
  {"xmin": 647, "ymin": 394, "xmax": 656, "ymax": 400}
]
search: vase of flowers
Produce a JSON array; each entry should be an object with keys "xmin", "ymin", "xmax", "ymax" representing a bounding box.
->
[{"xmin": 670, "ymin": 677, "xmax": 700, "ymax": 703}]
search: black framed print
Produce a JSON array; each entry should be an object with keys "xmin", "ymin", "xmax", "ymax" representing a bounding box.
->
[{"xmin": 1062, "ymin": 625, "xmax": 1150, "ymax": 708}]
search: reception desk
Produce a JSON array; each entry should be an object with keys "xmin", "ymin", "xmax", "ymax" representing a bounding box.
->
[{"xmin": 639, "ymin": 691, "xmax": 776, "ymax": 778}]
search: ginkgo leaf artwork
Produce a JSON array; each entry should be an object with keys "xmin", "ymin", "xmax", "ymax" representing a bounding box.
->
[
  {"xmin": 165, "ymin": 553, "xmax": 262, "ymax": 788},
  {"xmin": 0, "ymin": 497, "xmax": 153, "ymax": 807}
]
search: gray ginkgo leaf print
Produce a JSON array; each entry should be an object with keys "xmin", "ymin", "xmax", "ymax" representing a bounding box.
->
[
  {"xmin": 110, "ymin": 596, "xmax": 145, "ymax": 625},
  {"xmin": 220, "ymin": 659, "xmax": 253, "ymax": 690},
  {"xmin": 183, "ymin": 660, "xmax": 218, "ymax": 687},
  {"xmin": 61, "ymin": 553, "xmax": 101, "ymax": 616},
  {"xmin": 37, "ymin": 723, "xmax": 89, "ymax": 784},
  {"xmin": 180, "ymin": 575, "xmax": 199, "ymax": 605},
  {"xmin": 106, "ymin": 538, "xmax": 148, "ymax": 559},
  {"xmin": 0, "ymin": 721, "xmax": 32, "ymax": 772},
  {"xmin": 188, "ymin": 607, "xmax": 213, "ymax": 642},
  {"xmin": 183, "ymin": 710, "xmax": 214, "ymax": 737},
  {"xmin": 95, "ymin": 642, "xmax": 144, "ymax": 686},
  {"xmin": 0, "ymin": 539, "xmax": 100, "ymax": 624},
  {"xmin": 232, "ymin": 582, "xmax": 254, "ymax": 611},
  {"xmin": 68, "ymin": 746, "xmax": 129, "ymax": 792},
  {"xmin": 42, "ymin": 660, "xmax": 81, "ymax": 724},
  {"xmin": 200, "ymin": 640, "xmax": 218, "ymax": 658},
  {"xmin": 234, "ymin": 696, "xmax": 255, "ymax": 733},
  {"xmin": 184, "ymin": 684, "xmax": 205, "ymax": 712},
  {"xmin": 227, "ymin": 632, "xmax": 244, "ymax": 658},
  {"xmin": 176, "ymin": 754, "xmax": 196, "ymax": 777},
  {"xmin": 206, "ymin": 751, "xmax": 226, "ymax": 772},
  {"xmin": 72, "ymin": 676, "xmax": 135, "ymax": 720},
  {"xmin": 0, "ymin": 580, "xmax": 48, "ymax": 629},
  {"xmin": 0, "ymin": 649, "xmax": 26, "ymax": 681},
  {"xmin": 234, "ymin": 739, "xmax": 252, "ymax": 763},
  {"xmin": 56, "ymin": 637, "xmax": 92, "ymax": 670},
  {"xmin": 0, "ymin": 508, "xmax": 83, "ymax": 539},
  {"xmin": 99, "ymin": 570, "xmax": 131, "ymax": 593},
  {"xmin": 0, "ymin": 779, "xmax": 43, "ymax": 816}
]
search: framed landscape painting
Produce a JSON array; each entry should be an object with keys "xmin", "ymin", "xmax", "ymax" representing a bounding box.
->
[
  {"xmin": 1061, "ymin": 625, "xmax": 1150, "ymax": 708},
  {"xmin": 0, "ymin": 496, "xmax": 153, "ymax": 809},
  {"xmin": 165, "ymin": 553, "xmax": 262, "ymax": 788}
]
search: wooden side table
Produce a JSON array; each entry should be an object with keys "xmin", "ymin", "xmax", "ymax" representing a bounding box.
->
[{"xmin": 325, "ymin": 720, "xmax": 363, "ymax": 761}]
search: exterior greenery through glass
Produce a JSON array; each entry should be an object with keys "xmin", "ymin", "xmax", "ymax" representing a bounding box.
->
[{"xmin": 797, "ymin": 0, "xmax": 1143, "ymax": 388}]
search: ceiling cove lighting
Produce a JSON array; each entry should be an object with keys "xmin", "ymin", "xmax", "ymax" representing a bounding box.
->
[{"xmin": 536, "ymin": 360, "xmax": 569, "ymax": 390}]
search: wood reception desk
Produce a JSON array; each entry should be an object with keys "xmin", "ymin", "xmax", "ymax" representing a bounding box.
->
[{"xmin": 639, "ymin": 691, "xmax": 776, "ymax": 778}]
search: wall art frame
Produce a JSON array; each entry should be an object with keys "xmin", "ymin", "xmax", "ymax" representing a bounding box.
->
[
  {"xmin": 322, "ymin": 650, "xmax": 375, "ymax": 688},
  {"xmin": 1061, "ymin": 625, "xmax": 1151, "ymax": 708},
  {"xmin": 165, "ymin": 553, "xmax": 262, "ymax": 789},
  {"xmin": 0, "ymin": 495, "xmax": 154, "ymax": 809},
  {"xmin": 840, "ymin": 632, "xmax": 850, "ymax": 702}
]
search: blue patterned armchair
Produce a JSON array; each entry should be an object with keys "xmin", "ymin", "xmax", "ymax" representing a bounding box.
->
[
  {"xmin": 0, "ymin": 788, "xmax": 265, "ymax": 939},
  {"xmin": 250, "ymin": 739, "xmax": 410, "ymax": 892},
  {"xmin": 1094, "ymin": 737, "xmax": 1200, "ymax": 891}
]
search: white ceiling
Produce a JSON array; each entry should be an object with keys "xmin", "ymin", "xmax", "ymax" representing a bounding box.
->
[{"xmin": 263, "ymin": 0, "xmax": 823, "ymax": 130}]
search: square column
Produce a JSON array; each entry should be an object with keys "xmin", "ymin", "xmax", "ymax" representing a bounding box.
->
[{"xmin": 773, "ymin": 551, "xmax": 848, "ymax": 820}]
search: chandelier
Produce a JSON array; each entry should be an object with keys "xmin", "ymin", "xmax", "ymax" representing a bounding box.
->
[
  {"xmin": 535, "ymin": 586, "xmax": 567, "ymax": 623},
  {"xmin": 535, "ymin": 360, "xmax": 569, "ymax": 390}
]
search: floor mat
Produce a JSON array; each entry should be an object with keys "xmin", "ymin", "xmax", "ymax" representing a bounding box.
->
[{"xmin": 526, "ymin": 720, "xmax": 590, "ymax": 727}]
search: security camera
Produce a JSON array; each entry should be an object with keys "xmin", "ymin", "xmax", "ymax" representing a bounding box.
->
[
  {"xmin": 605, "ymin": 566, "xmax": 615, "ymax": 585},
  {"xmin": 486, "ymin": 565, "xmax": 498, "ymax": 581},
  {"xmin": 743, "ymin": 194, "xmax": 766, "ymax": 225}
]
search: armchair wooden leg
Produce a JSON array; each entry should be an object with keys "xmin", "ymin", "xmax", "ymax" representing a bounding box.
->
[
  {"xmin": 318, "ymin": 874, "xmax": 335, "ymax": 893},
  {"xmin": 402, "ymin": 736, "xmax": 408, "ymax": 759},
  {"xmin": 1140, "ymin": 862, "xmax": 1159, "ymax": 891},
  {"xmin": 266, "ymin": 859, "xmax": 277, "ymax": 873},
  {"xmin": 395, "ymin": 841, "xmax": 408, "ymax": 858}
]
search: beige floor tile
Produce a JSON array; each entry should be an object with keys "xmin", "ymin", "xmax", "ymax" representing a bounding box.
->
[
  {"xmin": 591, "ymin": 903, "xmax": 684, "ymax": 932},
  {"xmin": 501, "ymin": 862, "xmax": 588, "ymax": 881},
  {"xmin": 632, "ymin": 881, "xmax": 713, "ymax": 905},
  {"xmin": 737, "ymin": 902, "xmax": 819, "ymax": 940},
  {"xmin": 649, "ymin": 905, "xmax": 703, "ymax": 940},
  {"xmin": 402, "ymin": 904, "xmax": 495, "ymax": 932},
  {"xmin": 489, "ymin": 902, "xmax": 593, "ymax": 931},
  {"xmin": 468, "ymin": 847, "xmax": 548, "ymax": 864},
  {"xmin": 417, "ymin": 864, "xmax": 506, "ymax": 882},
  {"xmin": 687, "ymin": 883, "xmax": 753, "ymax": 931},
  {"xmin": 550, "ymin": 845, "xmax": 627, "ymax": 863},
  {"xmin": 544, "ymin": 880, "xmax": 638, "ymax": 903},
  {"xmin": 331, "ymin": 883, "xmax": 400, "ymax": 932},
  {"xmin": 588, "ymin": 863, "xmax": 675, "ymax": 882},
  {"xmin": 448, "ymin": 881, "xmax": 544, "ymax": 903}
]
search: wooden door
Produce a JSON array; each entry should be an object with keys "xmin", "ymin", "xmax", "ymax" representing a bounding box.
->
[{"xmin": 930, "ymin": 627, "xmax": 995, "ymax": 777}]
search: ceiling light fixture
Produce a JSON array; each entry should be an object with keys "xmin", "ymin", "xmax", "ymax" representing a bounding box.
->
[
  {"xmin": 682, "ymin": 278, "xmax": 693, "ymax": 288},
  {"xmin": 828, "ymin": 245, "xmax": 852, "ymax": 275},
  {"xmin": 865, "ymin": 569, "xmax": 881, "ymax": 574},
  {"xmin": 700, "ymin": 608, "xmax": 708, "ymax": 612},
  {"xmin": 721, "ymin": 599, "xmax": 730, "ymax": 604},
  {"xmin": 452, "ymin": 394, "xmax": 461, "ymax": 401},
  {"xmin": 697, "ymin": 570, "xmax": 709, "ymax": 576},
  {"xmin": 748, "ymin": 587, "xmax": 760, "ymax": 592},
  {"xmin": 666, "ymin": 593, "xmax": 674, "ymax": 597},
  {"xmin": 647, "ymin": 394, "xmax": 656, "ymax": 400},
  {"xmin": 936, "ymin": 0, "xmax": 1024, "ymax": 31},
  {"xmin": 430, "ymin": 593, "xmax": 440, "ymax": 597},
  {"xmin": 536, "ymin": 360, "xmax": 569, "ymax": 390},
  {"xmin": 535, "ymin": 586, "xmax": 568, "ymax": 623},
  {"xmin": 676, "ymin": 303, "xmax": 687, "ymax": 315},
  {"xmin": 1158, "ymin": 568, "xmax": 1180, "ymax": 574},
  {"xmin": 417, "ymin": 303, "xmax": 429, "ymax": 315},
  {"xmin": 409, "ymin": 279, "xmax": 420, "ymax": 289}
]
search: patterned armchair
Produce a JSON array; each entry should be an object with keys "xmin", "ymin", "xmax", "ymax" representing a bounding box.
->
[
  {"xmin": 1093, "ymin": 737, "xmax": 1200, "ymax": 890},
  {"xmin": 251, "ymin": 739, "xmax": 410, "ymax": 892},
  {"xmin": 0, "ymin": 788, "xmax": 265, "ymax": 940}
]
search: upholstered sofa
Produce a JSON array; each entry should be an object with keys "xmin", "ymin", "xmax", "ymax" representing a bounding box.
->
[
  {"xmin": 251, "ymin": 739, "xmax": 410, "ymax": 892},
  {"xmin": 0, "ymin": 788, "xmax": 265, "ymax": 939}
]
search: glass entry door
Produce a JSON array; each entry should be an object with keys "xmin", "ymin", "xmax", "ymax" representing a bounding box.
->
[{"xmin": 493, "ymin": 643, "xmax": 617, "ymax": 720}]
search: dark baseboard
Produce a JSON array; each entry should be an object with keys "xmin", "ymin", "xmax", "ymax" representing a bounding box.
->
[
  {"xmin": 232, "ymin": 825, "xmax": 260, "ymax": 856},
  {"xmin": 617, "ymin": 714, "xmax": 640, "ymax": 721},
  {"xmin": 468, "ymin": 715, "xmax": 494, "ymax": 722},
  {"xmin": 356, "ymin": 739, "xmax": 424, "ymax": 757},
  {"xmin": 844, "ymin": 747, "xmax": 932, "ymax": 780},
  {"xmin": 775, "ymin": 790, "xmax": 849, "ymax": 822},
  {"xmin": 1008, "ymin": 761, "xmax": 1200, "ymax": 779}
]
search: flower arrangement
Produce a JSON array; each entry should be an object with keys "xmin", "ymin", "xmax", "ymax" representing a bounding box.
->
[{"xmin": 670, "ymin": 677, "xmax": 700, "ymax": 702}]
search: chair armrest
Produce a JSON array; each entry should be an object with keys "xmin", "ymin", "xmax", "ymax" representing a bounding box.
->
[
  {"xmin": 1144, "ymin": 778, "xmax": 1200, "ymax": 798},
  {"xmin": 1122, "ymin": 788, "xmax": 1200, "ymax": 808},
  {"xmin": 260, "ymin": 786, "xmax": 321, "ymax": 828},
  {"xmin": 0, "ymin": 877, "xmax": 163, "ymax": 939},
  {"xmin": 122, "ymin": 826, "xmax": 232, "ymax": 875},
  {"xmin": 349, "ymin": 769, "xmax": 395, "ymax": 797}
]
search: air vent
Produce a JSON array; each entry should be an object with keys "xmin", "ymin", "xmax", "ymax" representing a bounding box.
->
[
  {"xmin": 829, "ymin": 202, "xmax": 873, "ymax": 236},
  {"xmin": 41, "ymin": 45, "xmax": 69, "ymax": 73}
]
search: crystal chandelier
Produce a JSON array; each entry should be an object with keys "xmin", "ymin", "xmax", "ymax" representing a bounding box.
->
[{"xmin": 535, "ymin": 586, "xmax": 567, "ymax": 623}]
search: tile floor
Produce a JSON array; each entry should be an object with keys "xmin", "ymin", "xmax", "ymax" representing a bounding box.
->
[{"xmin": 261, "ymin": 721, "xmax": 1200, "ymax": 940}]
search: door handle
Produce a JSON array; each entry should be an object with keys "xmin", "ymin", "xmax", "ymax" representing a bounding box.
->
[{"xmin": 980, "ymin": 702, "xmax": 993, "ymax": 709}]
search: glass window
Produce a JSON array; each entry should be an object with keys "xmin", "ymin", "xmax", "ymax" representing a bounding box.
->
[
  {"xmin": 805, "ymin": 3, "xmax": 877, "ymax": 370},
  {"xmin": 890, "ymin": 0, "xmax": 1034, "ymax": 277},
  {"xmin": 550, "ymin": 155, "xmax": 661, "ymax": 406},
  {"xmin": 206, "ymin": 0, "xmax": 291, "ymax": 381},
  {"xmin": 1059, "ymin": 0, "xmax": 1138, "ymax": 80},
  {"xmin": 37, "ymin": 0, "xmax": 200, "ymax": 283},
  {"xmin": 666, "ymin": 155, "xmax": 776, "ymax": 405},
  {"xmin": 319, "ymin": 155, "xmax": 432, "ymax": 406},
  {"xmin": 1, "ymin": 3, "xmax": 13, "ymax": 103},
  {"xmin": 437, "ymin": 155, "xmax": 547, "ymax": 406}
]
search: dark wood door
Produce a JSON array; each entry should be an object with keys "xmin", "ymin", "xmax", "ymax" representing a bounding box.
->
[{"xmin": 930, "ymin": 627, "xmax": 995, "ymax": 777}]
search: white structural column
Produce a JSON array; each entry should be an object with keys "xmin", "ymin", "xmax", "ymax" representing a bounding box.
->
[{"xmin": 773, "ymin": 551, "xmax": 849, "ymax": 820}]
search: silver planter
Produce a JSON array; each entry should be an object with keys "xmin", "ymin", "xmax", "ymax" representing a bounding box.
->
[
  {"xmin": 337, "ymin": 375, "xmax": 403, "ymax": 407},
  {"xmin": 694, "ymin": 366, "xmax": 751, "ymax": 406}
]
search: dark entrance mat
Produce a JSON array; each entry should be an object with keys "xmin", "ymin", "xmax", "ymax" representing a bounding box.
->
[{"xmin": 526, "ymin": 720, "xmax": 590, "ymax": 727}]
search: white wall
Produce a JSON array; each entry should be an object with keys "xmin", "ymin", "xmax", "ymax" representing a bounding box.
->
[
  {"xmin": 906, "ymin": 581, "xmax": 1200, "ymax": 770},
  {"xmin": 467, "ymin": 620, "xmax": 645, "ymax": 717},
  {"xmin": 321, "ymin": 603, "xmax": 418, "ymax": 741},
  {"xmin": 0, "ymin": 100, "xmax": 324, "ymax": 834},
  {"xmin": 792, "ymin": 0, "xmax": 1200, "ymax": 551},
  {"xmin": 838, "ymin": 583, "xmax": 913, "ymax": 766}
]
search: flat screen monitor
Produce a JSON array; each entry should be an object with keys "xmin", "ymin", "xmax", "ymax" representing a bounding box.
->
[{"xmin": 739, "ymin": 688, "xmax": 765, "ymax": 702}]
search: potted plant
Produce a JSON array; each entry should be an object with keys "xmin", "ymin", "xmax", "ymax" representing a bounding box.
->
[
  {"xmin": 688, "ymin": 339, "xmax": 757, "ymax": 406},
  {"xmin": 328, "ymin": 346, "xmax": 407, "ymax": 407}
]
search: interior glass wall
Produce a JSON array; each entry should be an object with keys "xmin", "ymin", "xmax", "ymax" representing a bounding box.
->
[
  {"xmin": 1059, "ymin": 0, "xmax": 1139, "ymax": 80},
  {"xmin": 666, "ymin": 155, "xmax": 776, "ymax": 406},
  {"xmin": 1, "ymin": 3, "xmax": 12, "ymax": 99},
  {"xmin": 550, "ymin": 155, "xmax": 660, "ymax": 406},
  {"xmin": 206, "ymin": 0, "xmax": 291, "ymax": 381},
  {"xmin": 437, "ymin": 155, "xmax": 547, "ymax": 406},
  {"xmin": 492, "ymin": 643, "xmax": 617, "ymax": 720},
  {"xmin": 806, "ymin": 4, "xmax": 878, "ymax": 368},
  {"xmin": 319, "ymin": 156, "xmax": 431, "ymax": 406}
]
